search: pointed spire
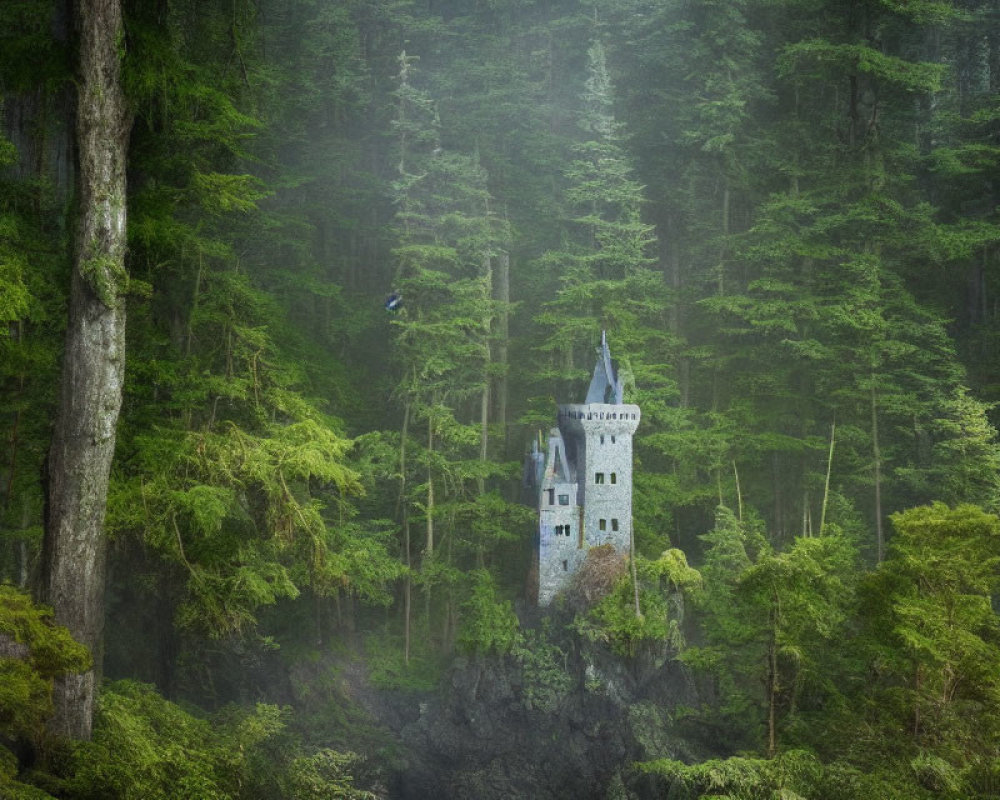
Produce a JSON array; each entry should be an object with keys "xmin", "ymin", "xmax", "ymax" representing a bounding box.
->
[{"xmin": 585, "ymin": 330, "xmax": 624, "ymax": 404}]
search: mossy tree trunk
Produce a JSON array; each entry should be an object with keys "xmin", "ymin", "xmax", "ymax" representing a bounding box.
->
[{"xmin": 42, "ymin": 0, "xmax": 131, "ymax": 741}]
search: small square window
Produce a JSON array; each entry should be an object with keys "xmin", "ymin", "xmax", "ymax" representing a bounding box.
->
[
  {"xmin": 610, "ymin": 472, "xmax": 617, "ymax": 484},
  {"xmin": 599, "ymin": 519, "xmax": 607, "ymax": 531},
  {"xmin": 611, "ymin": 519, "xmax": 620, "ymax": 532},
  {"xmin": 595, "ymin": 472, "xmax": 605, "ymax": 484},
  {"xmin": 558, "ymin": 494, "xmax": 570, "ymax": 506}
]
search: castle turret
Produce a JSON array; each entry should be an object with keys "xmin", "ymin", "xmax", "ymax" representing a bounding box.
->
[{"xmin": 535, "ymin": 333, "xmax": 640, "ymax": 605}]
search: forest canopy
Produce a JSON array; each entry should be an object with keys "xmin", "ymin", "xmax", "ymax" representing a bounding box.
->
[{"xmin": 2, "ymin": 0, "xmax": 1000, "ymax": 798}]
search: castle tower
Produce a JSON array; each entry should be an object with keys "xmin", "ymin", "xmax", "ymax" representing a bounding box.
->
[{"xmin": 533, "ymin": 333, "xmax": 640, "ymax": 605}]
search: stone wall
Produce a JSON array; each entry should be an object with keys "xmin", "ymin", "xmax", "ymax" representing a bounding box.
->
[{"xmin": 537, "ymin": 403, "xmax": 640, "ymax": 605}]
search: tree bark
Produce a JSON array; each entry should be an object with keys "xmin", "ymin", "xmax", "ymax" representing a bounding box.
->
[
  {"xmin": 820, "ymin": 419, "xmax": 835, "ymax": 535},
  {"xmin": 495, "ymin": 249, "xmax": 509, "ymax": 455},
  {"xmin": 42, "ymin": 0, "xmax": 131, "ymax": 741},
  {"xmin": 871, "ymin": 382, "xmax": 884, "ymax": 563},
  {"xmin": 400, "ymin": 399, "xmax": 411, "ymax": 664}
]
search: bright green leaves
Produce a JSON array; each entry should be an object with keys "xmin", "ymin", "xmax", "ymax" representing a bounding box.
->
[
  {"xmin": 191, "ymin": 172, "xmax": 269, "ymax": 216},
  {"xmin": 112, "ymin": 0, "xmax": 388, "ymax": 642},
  {"xmin": 861, "ymin": 504, "xmax": 1000, "ymax": 760},
  {"xmin": 110, "ymin": 416, "xmax": 364, "ymax": 637},
  {"xmin": 56, "ymin": 681, "xmax": 375, "ymax": 800},
  {"xmin": 684, "ymin": 508, "xmax": 859, "ymax": 754},
  {"xmin": 639, "ymin": 750, "xmax": 823, "ymax": 800},
  {"xmin": 283, "ymin": 750, "xmax": 378, "ymax": 800},
  {"xmin": 578, "ymin": 548, "xmax": 702, "ymax": 657},
  {"xmin": 0, "ymin": 590, "xmax": 90, "ymax": 794},
  {"xmin": 0, "ymin": 587, "xmax": 91, "ymax": 744},
  {"xmin": 0, "ymin": 211, "xmax": 31, "ymax": 324},
  {"xmin": 458, "ymin": 569, "xmax": 520, "ymax": 656}
]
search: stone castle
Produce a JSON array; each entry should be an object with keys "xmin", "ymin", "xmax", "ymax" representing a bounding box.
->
[{"xmin": 526, "ymin": 333, "xmax": 640, "ymax": 605}]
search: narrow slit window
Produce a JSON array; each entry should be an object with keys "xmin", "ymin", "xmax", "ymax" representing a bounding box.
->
[
  {"xmin": 610, "ymin": 472, "xmax": 617, "ymax": 484},
  {"xmin": 565, "ymin": 525, "xmax": 571, "ymax": 537},
  {"xmin": 600, "ymin": 434, "xmax": 605, "ymax": 445},
  {"xmin": 562, "ymin": 560, "xmax": 568, "ymax": 571},
  {"xmin": 547, "ymin": 488, "xmax": 555, "ymax": 505},
  {"xmin": 611, "ymin": 519, "xmax": 619, "ymax": 532},
  {"xmin": 599, "ymin": 519, "xmax": 607, "ymax": 531},
  {"xmin": 611, "ymin": 435, "xmax": 616, "ymax": 444},
  {"xmin": 595, "ymin": 472, "xmax": 605, "ymax": 484}
]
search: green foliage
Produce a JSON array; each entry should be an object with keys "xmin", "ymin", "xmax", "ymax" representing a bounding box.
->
[
  {"xmin": 282, "ymin": 750, "xmax": 377, "ymax": 800},
  {"xmin": 0, "ymin": 586, "xmax": 90, "ymax": 743},
  {"xmin": 639, "ymin": 750, "xmax": 823, "ymax": 800},
  {"xmin": 10, "ymin": 0, "xmax": 1000, "ymax": 794},
  {"xmin": 576, "ymin": 550, "xmax": 701, "ymax": 657},
  {"xmin": 363, "ymin": 631, "xmax": 443, "ymax": 692},
  {"xmin": 856, "ymin": 504, "xmax": 1000, "ymax": 765},
  {"xmin": 779, "ymin": 41, "xmax": 947, "ymax": 93},
  {"xmin": 50, "ymin": 681, "xmax": 374, "ymax": 800},
  {"xmin": 457, "ymin": 570, "xmax": 521, "ymax": 656},
  {"xmin": 513, "ymin": 623, "xmax": 573, "ymax": 713},
  {"xmin": 683, "ymin": 508, "xmax": 858, "ymax": 753}
]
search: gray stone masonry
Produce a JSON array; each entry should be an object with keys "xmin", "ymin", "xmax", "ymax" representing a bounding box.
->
[{"xmin": 533, "ymin": 335, "xmax": 640, "ymax": 605}]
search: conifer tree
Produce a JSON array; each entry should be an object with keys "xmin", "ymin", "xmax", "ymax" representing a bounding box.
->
[
  {"xmin": 387, "ymin": 51, "xmax": 526, "ymax": 655},
  {"xmin": 535, "ymin": 39, "xmax": 664, "ymax": 390}
]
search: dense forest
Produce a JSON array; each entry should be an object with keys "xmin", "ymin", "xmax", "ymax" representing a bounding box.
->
[{"xmin": 3, "ymin": 0, "xmax": 1000, "ymax": 797}]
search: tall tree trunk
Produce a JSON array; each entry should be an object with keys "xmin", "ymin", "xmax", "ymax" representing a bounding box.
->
[
  {"xmin": 495, "ymin": 249, "xmax": 509, "ymax": 454},
  {"xmin": 42, "ymin": 0, "xmax": 130, "ymax": 741},
  {"xmin": 478, "ymin": 253, "xmax": 492, "ymax": 501},
  {"xmin": 424, "ymin": 414, "xmax": 435, "ymax": 627},
  {"xmin": 767, "ymin": 586, "xmax": 780, "ymax": 758},
  {"xmin": 400, "ymin": 399, "xmax": 411, "ymax": 664},
  {"xmin": 426, "ymin": 418, "xmax": 435, "ymax": 560},
  {"xmin": 871, "ymin": 382, "xmax": 884, "ymax": 563},
  {"xmin": 717, "ymin": 184, "xmax": 730, "ymax": 295},
  {"xmin": 767, "ymin": 634, "xmax": 778, "ymax": 758},
  {"xmin": 820, "ymin": 419, "xmax": 835, "ymax": 535}
]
